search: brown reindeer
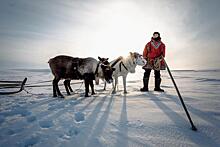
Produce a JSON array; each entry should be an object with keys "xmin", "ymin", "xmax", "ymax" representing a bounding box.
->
[
  {"xmin": 63, "ymin": 57, "xmax": 110, "ymax": 96},
  {"xmin": 48, "ymin": 55, "xmax": 115, "ymax": 97}
]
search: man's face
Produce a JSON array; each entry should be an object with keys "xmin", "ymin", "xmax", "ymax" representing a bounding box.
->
[{"xmin": 153, "ymin": 33, "xmax": 159, "ymax": 38}]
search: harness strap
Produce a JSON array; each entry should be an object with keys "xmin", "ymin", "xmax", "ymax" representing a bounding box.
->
[
  {"xmin": 111, "ymin": 56, "xmax": 123, "ymax": 67},
  {"xmin": 119, "ymin": 61, "xmax": 128, "ymax": 72},
  {"xmin": 95, "ymin": 62, "xmax": 100, "ymax": 76}
]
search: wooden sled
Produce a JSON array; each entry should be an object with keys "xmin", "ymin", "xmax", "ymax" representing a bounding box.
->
[{"xmin": 0, "ymin": 78, "xmax": 27, "ymax": 95}]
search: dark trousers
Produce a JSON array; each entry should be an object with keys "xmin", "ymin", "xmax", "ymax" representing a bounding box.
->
[{"xmin": 144, "ymin": 69, "xmax": 161, "ymax": 79}]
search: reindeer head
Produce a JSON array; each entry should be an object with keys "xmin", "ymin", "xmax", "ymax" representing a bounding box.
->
[
  {"xmin": 130, "ymin": 52, "xmax": 146, "ymax": 66},
  {"xmin": 98, "ymin": 57, "xmax": 109, "ymax": 65},
  {"xmin": 98, "ymin": 56, "xmax": 115, "ymax": 83}
]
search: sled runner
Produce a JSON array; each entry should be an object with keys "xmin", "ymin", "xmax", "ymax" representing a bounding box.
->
[{"xmin": 0, "ymin": 77, "xmax": 27, "ymax": 95}]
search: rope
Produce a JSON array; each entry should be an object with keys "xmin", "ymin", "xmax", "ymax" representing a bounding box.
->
[
  {"xmin": 0, "ymin": 77, "xmax": 84, "ymax": 96},
  {"xmin": 26, "ymin": 80, "xmax": 52, "ymax": 85},
  {"xmin": 74, "ymin": 81, "xmax": 84, "ymax": 92},
  {"xmin": 23, "ymin": 88, "xmax": 39, "ymax": 96},
  {"xmin": 0, "ymin": 81, "xmax": 83, "ymax": 89},
  {"xmin": 0, "ymin": 80, "xmax": 23, "ymax": 83},
  {"xmin": 23, "ymin": 81, "xmax": 84, "ymax": 96}
]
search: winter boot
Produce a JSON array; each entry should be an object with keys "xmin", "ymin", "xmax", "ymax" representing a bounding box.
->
[
  {"xmin": 140, "ymin": 78, "xmax": 149, "ymax": 92},
  {"xmin": 154, "ymin": 78, "xmax": 164, "ymax": 92}
]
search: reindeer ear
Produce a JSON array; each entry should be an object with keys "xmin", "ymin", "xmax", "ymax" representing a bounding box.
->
[
  {"xmin": 130, "ymin": 52, "xmax": 133, "ymax": 56},
  {"xmin": 133, "ymin": 52, "xmax": 138, "ymax": 58},
  {"xmin": 98, "ymin": 56, "xmax": 102, "ymax": 61},
  {"xmin": 106, "ymin": 58, "xmax": 109, "ymax": 61}
]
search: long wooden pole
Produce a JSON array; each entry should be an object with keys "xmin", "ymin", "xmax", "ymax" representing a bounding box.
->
[{"xmin": 163, "ymin": 58, "xmax": 197, "ymax": 131}]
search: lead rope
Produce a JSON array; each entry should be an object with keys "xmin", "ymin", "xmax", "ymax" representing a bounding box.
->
[
  {"xmin": 74, "ymin": 81, "xmax": 84, "ymax": 93},
  {"xmin": 23, "ymin": 88, "xmax": 39, "ymax": 96},
  {"xmin": 23, "ymin": 81, "xmax": 84, "ymax": 96}
]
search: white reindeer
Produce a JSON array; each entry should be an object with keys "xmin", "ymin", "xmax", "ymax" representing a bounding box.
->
[{"xmin": 104, "ymin": 52, "xmax": 146, "ymax": 94}]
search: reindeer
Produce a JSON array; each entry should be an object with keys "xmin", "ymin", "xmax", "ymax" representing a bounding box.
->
[
  {"xmin": 48, "ymin": 55, "xmax": 115, "ymax": 98},
  {"xmin": 104, "ymin": 52, "xmax": 147, "ymax": 94}
]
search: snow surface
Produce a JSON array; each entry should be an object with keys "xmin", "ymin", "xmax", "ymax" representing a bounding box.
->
[{"xmin": 0, "ymin": 68, "xmax": 220, "ymax": 147}]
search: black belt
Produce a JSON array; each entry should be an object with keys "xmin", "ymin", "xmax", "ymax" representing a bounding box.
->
[
  {"xmin": 119, "ymin": 61, "xmax": 128, "ymax": 72},
  {"xmin": 95, "ymin": 62, "xmax": 100, "ymax": 76},
  {"xmin": 111, "ymin": 56, "xmax": 123, "ymax": 67}
]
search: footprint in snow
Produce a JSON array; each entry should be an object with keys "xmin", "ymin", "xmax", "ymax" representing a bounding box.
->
[
  {"xmin": 66, "ymin": 127, "xmax": 80, "ymax": 137},
  {"xmin": 48, "ymin": 103, "xmax": 65, "ymax": 111},
  {"xmin": 0, "ymin": 108, "xmax": 31, "ymax": 117},
  {"xmin": 48, "ymin": 102, "xmax": 56, "ymax": 106},
  {"xmin": 6, "ymin": 127, "xmax": 24, "ymax": 135},
  {"xmin": 74, "ymin": 112, "xmax": 85, "ymax": 123},
  {"xmin": 18, "ymin": 101, "xmax": 26, "ymax": 105},
  {"xmin": 20, "ymin": 136, "xmax": 40, "ymax": 147},
  {"xmin": 6, "ymin": 129, "xmax": 15, "ymax": 135},
  {"xmin": 26, "ymin": 116, "xmax": 37, "ymax": 122},
  {"xmin": 69, "ymin": 100, "xmax": 80, "ymax": 105},
  {"xmin": 17, "ymin": 109, "xmax": 32, "ymax": 117},
  {"xmin": 0, "ymin": 115, "xmax": 5, "ymax": 124},
  {"xmin": 39, "ymin": 120, "xmax": 54, "ymax": 128}
]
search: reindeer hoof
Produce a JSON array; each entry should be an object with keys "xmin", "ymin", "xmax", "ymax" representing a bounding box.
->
[
  {"xmin": 58, "ymin": 95, "xmax": 65, "ymax": 98},
  {"xmin": 124, "ymin": 91, "xmax": 128, "ymax": 94},
  {"xmin": 111, "ymin": 91, "xmax": 116, "ymax": 94},
  {"xmin": 85, "ymin": 94, "xmax": 90, "ymax": 97},
  {"xmin": 91, "ymin": 92, "xmax": 96, "ymax": 95}
]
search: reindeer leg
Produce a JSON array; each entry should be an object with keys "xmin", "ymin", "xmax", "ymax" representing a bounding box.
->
[
  {"xmin": 112, "ymin": 77, "xmax": 118, "ymax": 94},
  {"xmin": 52, "ymin": 78, "xmax": 57, "ymax": 97},
  {"xmin": 54, "ymin": 78, "xmax": 64, "ymax": 98},
  {"xmin": 123, "ymin": 75, "xmax": 128, "ymax": 94},
  {"xmin": 90, "ymin": 80, "xmax": 95, "ymax": 95},
  {"xmin": 111, "ymin": 79, "xmax": 114, "ymax": 88},
  {"xmin": 64, "ymin": 80, "xmax": 71, "ymax": 95},
  {"xmin": 115, "ymin": 77, "xmax": 118, "ymax": 90},
  {"xmin": 67, "ymin": 80, "xmax": 73, "ymax": 92},
  {"xmin": 85, "ymin": 80, "xmax": 90, "ymax": 97},
  {"xmin": 103, "ymin": 81, "xmax": 106, "ymax": 90},
  {"xmin": 116, "ymin": 78, "xmax": 119, "ymax": 91},
  {"xmin": 84, "ymin": 79, "xmax": 90, "ymax": 97}
]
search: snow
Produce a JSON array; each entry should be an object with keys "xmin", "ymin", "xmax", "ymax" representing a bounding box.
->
[
  {"xmin": 74, "ymin": 112, "xmax": 85, "ymax": 123},
  {"xmin": 0, "ymin": 68, "xmax": 220, "ymax": 147}
]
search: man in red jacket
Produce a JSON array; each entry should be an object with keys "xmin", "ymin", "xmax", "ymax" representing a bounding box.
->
[{"xmin": 140, "ymin": 32, "xmax": 166, "ymax": 92}]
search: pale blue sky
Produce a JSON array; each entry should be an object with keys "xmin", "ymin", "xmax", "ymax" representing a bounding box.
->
[{"xmin": 0, "ymin": 0, "xmax": 220, "ymax": 69}]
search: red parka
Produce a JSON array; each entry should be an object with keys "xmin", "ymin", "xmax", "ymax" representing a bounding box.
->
[{"xmin": 143, "ymin": 38, "xmax": 166, "ymax": 70}]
